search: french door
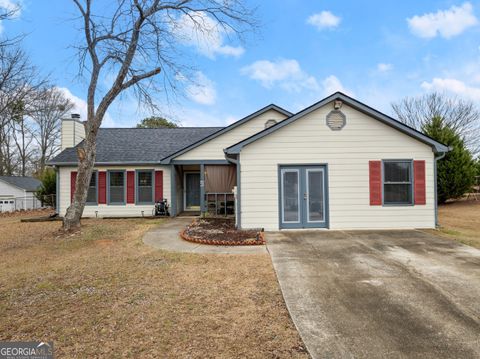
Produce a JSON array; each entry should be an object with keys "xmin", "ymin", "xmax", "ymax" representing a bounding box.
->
[{"xmin": 279, "ymin": 165, "xmax": 328, "ymax": 229}]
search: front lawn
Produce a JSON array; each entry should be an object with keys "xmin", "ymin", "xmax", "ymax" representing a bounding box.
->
[
  {"xmin": 437, "ymin": 199, "xmax": 480, "ymax": 248},
  {"xmin": 0, "ymin": 214, "xmax": 307, "ymax": 358}
]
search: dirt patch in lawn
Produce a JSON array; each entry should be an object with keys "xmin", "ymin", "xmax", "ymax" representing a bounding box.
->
[
  {"xmin": 0, "ymin": 208, "xmax": 54, "ymax": 218},
  {"xmin": 0, "ymin": 215, "xmax": 307, "ymax": 358},
  {"xmin": 183, "ymin": 218, "xmax": 265, "ymax": 245},
  {"xmin": 431, "ymin": 199, "xmax": 480, "ymax": 248}
]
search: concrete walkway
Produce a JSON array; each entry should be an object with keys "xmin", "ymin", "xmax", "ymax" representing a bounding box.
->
[{"xmin": 143, "ymin": 217, "xmax": 266, "ymax": 254}]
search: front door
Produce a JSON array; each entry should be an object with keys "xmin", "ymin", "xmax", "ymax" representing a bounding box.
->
[
  {"xmin": 279, "ymin": 165, "xmax": 328, "ymax": 229},
  {"xmin": 184, "ymin": 172, "xmax": 200, "ymax": 210}
]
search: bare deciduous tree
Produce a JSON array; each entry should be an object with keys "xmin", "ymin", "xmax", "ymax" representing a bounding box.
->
[
  {"xmin": 0, "ymin": 2, "xmax": 22, "ymax": 48},
  {"xmin": 0, "ymin": 46, "xmax": 47, "ymax": 175},
  {"xmin": 392, "ymin": 92, "xmax": 480, "ymax": 154},
  {"xmin": 64, "ymin": 0, "xmax": 255, "ymax": 230},
  {"xmin": 30, "ymin": 87, "xmax": 74, "ymax": 173}
]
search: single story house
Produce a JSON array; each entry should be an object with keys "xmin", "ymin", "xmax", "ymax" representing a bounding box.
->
[
  {"xmin": 49, "ymin": 92, "xmax": 449, "ymax": 230},
  {"xmin": 0, "ymin": 176, "xmax": 42, "ymax": 212}
]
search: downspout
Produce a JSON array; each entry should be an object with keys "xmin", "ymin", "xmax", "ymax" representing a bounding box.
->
[
  {"xmin": 55, "ymin": 166, "xmax": 60, "ymax": 215},
  {"xmin": 434, "ymin": 150, "xmax": 447, "ymax": 228},
  {"xmin": 225, "ymin": 153, "xmax": 241, "ymax": 229}
]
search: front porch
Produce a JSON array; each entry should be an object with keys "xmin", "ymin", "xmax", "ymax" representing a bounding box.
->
[{"xmin": 170, "ymin": 161, "xmax": 237, "ymax": 219}]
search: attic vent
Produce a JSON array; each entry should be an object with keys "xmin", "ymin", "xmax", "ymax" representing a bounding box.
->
[
  {"xmin": 326, "ymin": 110, "xmax": 346, "ymax": 131},
  {"xmin": 265, "ymin": 119, "xmax": 277, "ymax": 128}
]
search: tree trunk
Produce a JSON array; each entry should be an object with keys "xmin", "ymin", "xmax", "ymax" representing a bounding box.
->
[{"xmin": 63, "ymin": 122, "xmax": 96, "ymax": 231}]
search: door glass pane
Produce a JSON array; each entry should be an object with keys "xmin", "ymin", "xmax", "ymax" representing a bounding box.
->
[
  {"xmin": 283, "ymin": 170, "xmax": 299, "ymax": 222},
  {"xmin": 308, "ymin": 170, "xmax": 324, "ymax": 222}
]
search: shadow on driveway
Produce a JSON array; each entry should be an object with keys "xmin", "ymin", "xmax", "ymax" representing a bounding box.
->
[{"xmin": 267, "ymin": 229, "xmax": 480, "ymax": 359}]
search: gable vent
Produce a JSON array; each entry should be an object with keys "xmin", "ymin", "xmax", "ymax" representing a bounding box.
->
[
  {"xmin": 326, "ymin": 110, "xmax": 346, "ymax": 131},
  {"xmin": 265, "ymin": 119, "xmax": 277, "ymax": 128}
]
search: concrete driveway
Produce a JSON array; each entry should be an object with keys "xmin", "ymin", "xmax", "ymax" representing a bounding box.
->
[{"xmin": 267, "ymin": 230, "xmax": 480, "ymax": 359}]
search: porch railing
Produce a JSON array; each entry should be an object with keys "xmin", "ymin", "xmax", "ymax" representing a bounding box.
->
[{"xmin": 205, "ymin": 192, "xmax": 235, "ymax": 217}]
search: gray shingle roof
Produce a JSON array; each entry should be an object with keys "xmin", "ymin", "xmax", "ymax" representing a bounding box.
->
[
  {"xmin": 48, "ymin": 127, "xmax": 223, "ymax": 165},
  {"xmin": 0, "ymin": 176, "xmax": 41, "ymax": 191}
]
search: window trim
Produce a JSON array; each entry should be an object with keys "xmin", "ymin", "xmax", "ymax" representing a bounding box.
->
[
  {"xmin": 107, "ymin": 170, "xmax": 126, "ymax": 205},
  {"xmin": 135, "ymin": 169, "xmax": 155, "ymax": 205},
  {"xmin": 382, "ymin": 159, "xmax": 414, "ymax": 206},
  {"xmin": 85, "ymin": 170, "xmax": 98, "ymax": 205}
]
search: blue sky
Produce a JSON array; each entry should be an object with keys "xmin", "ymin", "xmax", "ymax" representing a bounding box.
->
[{"xmin": 2, "ymin": 0, "xmax": 480, "ymax": 127}]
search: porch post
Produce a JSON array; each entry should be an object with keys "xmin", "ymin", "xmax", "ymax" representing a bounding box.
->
[
  {"xmin": 170, "ymin": 164, "xmax": 177, "ymax": 217},
  {"xmin": 200, "ymin": 163, "xmax": 205, "ymax": 216}
]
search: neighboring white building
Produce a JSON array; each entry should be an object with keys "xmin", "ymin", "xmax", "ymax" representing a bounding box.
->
[
  {"xmin": 49, "ymin": 92, "xmax": 449, "ymax": 230},
  {"xmin": 0, "ymin": 176, "xmax": 42, "ymax": 212}
]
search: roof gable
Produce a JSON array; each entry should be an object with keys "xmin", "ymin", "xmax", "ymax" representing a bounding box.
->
[
  {"xmin": 161, "ymin": 104, "xmax": 292, "ymax": 163},
  {"xmin": 225, "ymin": 92, "xmax": 450, "ymax": 155}
]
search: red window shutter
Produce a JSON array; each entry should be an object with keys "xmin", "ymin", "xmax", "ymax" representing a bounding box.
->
[
  {"xmin": 155, "ymin": 170, "xmax": 163, "ymax": 202},
  {"xmin": 369, "ymin": 161, "xmax": 382, "ymax": 205},
  {"xmin": 70, "ymin": 171, "xmax": 77, "ymax": 203},
  {"xmin": 127, "ymin": 171, "xmax": 135, "ymax": 204},
  {"xmin": 414, "ymin": 160, "xmax": 426, "ymax": 205},
  {"xmin": 98, "ymin": 171, "xmax": 107, "ymax": 204}
]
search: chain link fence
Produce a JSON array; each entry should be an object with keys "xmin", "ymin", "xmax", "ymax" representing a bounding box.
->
[{"xmin": 0, "ymin": 194, "xmax": 56, "ymax": 213}]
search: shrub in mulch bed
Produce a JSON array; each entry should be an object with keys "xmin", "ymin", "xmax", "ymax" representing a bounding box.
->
[{"xmin": 180, "ymin": 218, "xmax": 265, "ymax": 246}]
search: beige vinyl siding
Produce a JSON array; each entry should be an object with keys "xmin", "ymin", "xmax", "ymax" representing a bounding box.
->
[
  {"xmin": 61, "ymin": 120, "xmax": 85, "ymax": 150},
  {"xmin": 58, "ymin": 165, "xmax": 171, "ymax": 217},
  {"xmin": 175, "ymin": 109, "xmax": 288, "ymax": 160},
  {"xmin": 240, "ymin": 103, "xmax": 435, "ymax": 230}
]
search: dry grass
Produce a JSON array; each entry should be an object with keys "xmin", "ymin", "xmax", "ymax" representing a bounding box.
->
[
  {"xmin": 0, "ymin": 215, "xmax": 307, "ymax": 358},
  {"xmin": 436, "ymin": 199, "xmax": 480, "ymax": 248}
]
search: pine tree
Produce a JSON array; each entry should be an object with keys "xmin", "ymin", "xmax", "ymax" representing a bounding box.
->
[{"xmin": 423, "ymin": 116, "xmax": 476, "ymax": 203}]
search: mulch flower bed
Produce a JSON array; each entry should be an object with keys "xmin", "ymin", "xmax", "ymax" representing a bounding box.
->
[{"xmin": 180, "ymin": 218, "xmax": 265, "ymax": 246}]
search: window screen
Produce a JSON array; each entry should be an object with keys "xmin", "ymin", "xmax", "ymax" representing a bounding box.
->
[
  {"xmin": 109, "ymin": 171, "xmax": 125, "ymax": 203},
  {"xmin": 137, "ymin": 171, "xmax": 153, "ymax": 203},
  {"xmin": 383, "ymin": 161, "xmax": 412, "ymax": 205}
]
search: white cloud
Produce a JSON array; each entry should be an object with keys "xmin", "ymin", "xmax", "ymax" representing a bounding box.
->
[
  {"xmin": 321, "ymin": 75, "xmax": 353, "ymax": 96},
  {"xmin": 407, "ymin": 2, "xmax": 478, "ymax": 39},
  {"xmin": 57, "ymin": 87, "xmax": 116, "ymax": 127},
  {"xmin": 377, "ymin": 63, "xmax": 393, "ymax": 72},
  {"xmin": 307, "ymin": 11, "xmax": 341, "ymax": 30},
  {"xmin": 0, "ymin": 0, "xmax": 20, "ymax": 13},
  {"xmin": 185, "ymin": 71, "xmax": 217, "ymax": 105},
  {"xmin": 421, "ymin": 77, "xmax": 480, "ymax": 101},
  {"xmin": 241, "ymin": 58, "xmax": 354, "ymax": 99},
  {"xmin": 0, "ymin": 0, "xmax": 21, "ymax": 34},
  {"xmin": 241, "ymin": 59, "xmax": 319, "ymax": 92},
  {"xmin": 173, "ymin": 12, "xmax": 244, "ymax": 59}
]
